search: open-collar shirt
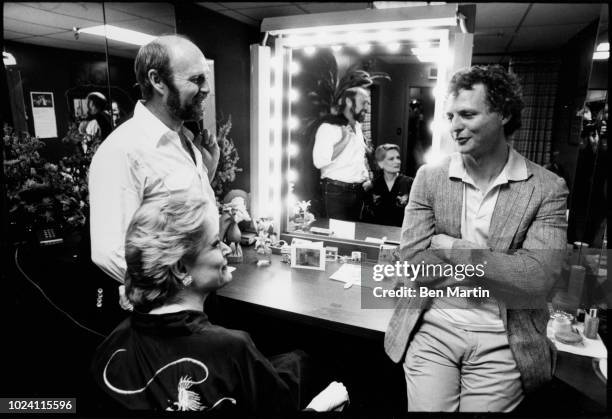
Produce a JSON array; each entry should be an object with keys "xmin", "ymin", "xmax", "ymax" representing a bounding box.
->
[
  {"xmin": 89, "ymin": 101, "xmax": 218, "ymax": 283},
  {"xmin": 429, "ymin": 146, "xmax": 528, "ymax": 331}
]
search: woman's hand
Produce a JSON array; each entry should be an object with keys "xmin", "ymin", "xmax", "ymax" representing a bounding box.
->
[{"xmin": 306, "ymin": 381, "xmax": 349, "ymax": 412}]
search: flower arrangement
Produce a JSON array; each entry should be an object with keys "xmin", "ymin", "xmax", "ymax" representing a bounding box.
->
[
  {"xmin": 211, "ymin": 116, "xmax": 242, "ymax": 199},
  {"xmin": 288, "ymin": 200, "xmax": 316, "ymax": 231},
  {"xmin": 3, "ymin": 123, "xmax": 100, "ymax": 238}
]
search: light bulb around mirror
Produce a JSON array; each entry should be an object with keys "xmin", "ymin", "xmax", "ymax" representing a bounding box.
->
[
  {"xmin": 288, "ymin": 169, "xmax": 298, "ymax": 182},
  {"xmin": 289, "ymin": 89, "xmax": 300, "ymax": 102},
  {"xmin": 304, "ymin": 46, "xmax": 316, "ymax": 56},
  {"xmin": 290, "ymin": 61, "xmax": 301, "ymax": 75},
  {"xmin": 289, "ymin": 116, "xmax": 300, "ymax": 130},
  {"xmin": 387, "ymin": 42, "xmax": 401, "ymax": 52},
  {"xmin": 357, "ymin": 44, "xmax": 372, "ymax": 53},
  {"xmin": 288, "ymin": 143, "xmax": 299, "ymax": 157}
]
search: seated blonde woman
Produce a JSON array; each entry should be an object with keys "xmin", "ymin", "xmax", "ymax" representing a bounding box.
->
[
  {"xmin": 91, "ymin": 197, "xmax": 348, "ymax": 413},
  {"xmin": 370, "ymin": 144, "xmax": 413, "ymax": 226}
]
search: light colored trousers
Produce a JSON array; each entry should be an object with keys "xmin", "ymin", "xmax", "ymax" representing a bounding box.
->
[{"xmin": 403, "ymin": 310, "xmax": 524, "ymax": 412}]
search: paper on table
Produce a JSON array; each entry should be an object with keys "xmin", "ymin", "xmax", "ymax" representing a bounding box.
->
[
  {"xmin": 329, "ymin": 219, "xmax": 356, "ymax": 240},
  {"xmin": 547, "ymin": 320, "xmax": 607, "ymax": 359},
  {"xmin": 329, "ymin": 264, "xmax": 362, "ymax": 287}
]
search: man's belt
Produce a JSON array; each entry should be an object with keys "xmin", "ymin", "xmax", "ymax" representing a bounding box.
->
[{"xmin": 321, "ymin": 178, "xmax": 364, "ymax": 191}]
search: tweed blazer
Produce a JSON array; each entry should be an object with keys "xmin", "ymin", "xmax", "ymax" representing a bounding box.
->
[{"xmin": 384, "ymin": 148, "xmax": 569, "ymax": 394}]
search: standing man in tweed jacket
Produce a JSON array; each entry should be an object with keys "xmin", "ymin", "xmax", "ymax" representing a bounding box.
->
[{"xmin": 384, "ymin": 65, "xmax": 568, "ymax": 412}]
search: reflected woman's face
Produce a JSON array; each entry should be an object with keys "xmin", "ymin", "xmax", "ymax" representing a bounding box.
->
[{"xmin": 378, "ymin": 149, "xmax": 401, "ymax": 174}]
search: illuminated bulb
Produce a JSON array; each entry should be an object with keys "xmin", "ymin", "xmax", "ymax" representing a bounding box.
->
[
  {"xmin": 387, "ymin": 42, "xmax": 401, "ymax": 52},
  {"xmin": 288, "ymin": 169, "xmax": 298, "ymax": 182},
  {"xmin": 593, "ymin": 51, "xmax": 609, "ymax": 60},
  {"xmin": 596, "ymin": 42, "xmax": 609, "ymax": 52},
  {"xmin": 357, "ymin": 44, "xmax": 371, "ymax": 53},
  {"xmin": 288, "ymin": 143, "xmax": 299, "ymax": 157},
  {"xmin": 290, "ymin": 61, "xmax": 301, "ymax": 75},
  {"xmin": 289, "ymin": 116, "xmax": 300, "ymax": 130},
  {"xmin": 331, "ymin": 45, "xmax": 342, "ymax": 52},
  {"xmin": 289, "ymin": 89, "xmax": 299, "ymax": 102},
  {"xmin": 304, "ymin": 46, "xmax": 316, "ymax": 56}
]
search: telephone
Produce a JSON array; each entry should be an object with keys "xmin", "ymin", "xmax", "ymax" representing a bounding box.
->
[{"xmin": 36, "ymin": 226, "xmax": 63, "ymax": 246}]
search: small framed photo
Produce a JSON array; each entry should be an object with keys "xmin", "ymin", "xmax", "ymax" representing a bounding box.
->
[
  {"xmin": 291, "ymin": 243, "xmax": 326, "ymax": 271},
  {"xmin": 325, "ymin": 246, "xmax": 338, "ymax": 262}
]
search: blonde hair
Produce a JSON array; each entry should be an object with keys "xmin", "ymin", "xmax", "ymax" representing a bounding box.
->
[
  {"xmin": 124, "ymin": 196, "xmax": 210, "ymax": 311},
  {"xmin": 374, "ymin": 143, "xmax": 400, "ymax": 162}
]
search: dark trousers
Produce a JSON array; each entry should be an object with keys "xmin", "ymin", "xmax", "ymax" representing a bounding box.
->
[{"xmin": 322, "ymin": 180, "xmax": 364, "ymax": 222}]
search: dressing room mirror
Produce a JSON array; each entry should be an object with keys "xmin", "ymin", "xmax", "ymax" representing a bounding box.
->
[
  {"xmin": 281, "ymin": 3, "xmax": 606, "ymax": 248},
  {"xmin": 286, "ymin": 29, "xmax": 449, "ymax": 240},
  {"xmin": 568, "ymin": 4, "xmax": 608, "ymax": 248}
]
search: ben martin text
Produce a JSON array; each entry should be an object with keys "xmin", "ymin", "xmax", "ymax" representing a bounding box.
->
[{"xmin": 373, "ymin": 286, "xmax": 490, "ymax": 298}]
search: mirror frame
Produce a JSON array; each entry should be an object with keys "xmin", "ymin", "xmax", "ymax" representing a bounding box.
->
[{"xmin": 250, "ymin": 5, "xmax": 473, "ymax": 247}]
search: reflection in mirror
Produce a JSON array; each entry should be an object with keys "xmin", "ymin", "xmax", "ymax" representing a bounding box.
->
[
  {"xmin": 3, "ymin": 2, "xmax": 109, "ymax": 156},
  {"xmin": 3, "ymin": 2, "xmax": 111, "ymax": 241},
  {"xmin": 289, "ymin": 37, "xmax": 441, "ymax": 231},
  {"xmin": 568, "ymin": 5, "xmax": 608, "ymax": 248},
  {"xmin": 103, "ymin": 2, "xmax": 176, "ymax": 127}
]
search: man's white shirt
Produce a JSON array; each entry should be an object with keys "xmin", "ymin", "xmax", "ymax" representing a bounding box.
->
[
  {"xmin": 312, "ymin": 122, "xmax": 369, "ymax": 183},
  {"xmin": 88, "ymin": 101, "xmax": 218, "ymax": 283}
]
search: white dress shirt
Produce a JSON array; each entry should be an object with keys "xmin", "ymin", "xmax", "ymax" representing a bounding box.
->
[
  {"xmin": 430, "ymin": 147, "xmax": 528, "ymax": 331},
  {"xmin": 89, "ymin": 101, "xmax": 218, "ymax": 283},
  {"xmin": 312, "ymin": 122, "xmax": 369, "ymax": 183}
]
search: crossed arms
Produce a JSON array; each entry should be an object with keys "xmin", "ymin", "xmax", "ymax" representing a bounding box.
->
[{"xmin": 399, "ymin": 164, "xmax": 568, "ymax": 298}]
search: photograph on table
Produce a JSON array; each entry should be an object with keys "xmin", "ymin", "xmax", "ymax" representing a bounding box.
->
[{"xmin": 291, "ymin": 242, "xmax": 326, "ymax": 271}]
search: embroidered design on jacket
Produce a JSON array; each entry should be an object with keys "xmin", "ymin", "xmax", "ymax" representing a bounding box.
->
[{"xmin": 103, "ymin": 348, "xmax": 236, "ymax": 411}]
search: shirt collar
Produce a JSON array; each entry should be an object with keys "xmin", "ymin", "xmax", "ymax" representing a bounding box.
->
[
  {"xmin": 133, "ymin": 101, "xmax": 194, "ymax": 146},
  {"xmin": 448, "ymin": 145, "xmax": 528, "ymax": 186}
]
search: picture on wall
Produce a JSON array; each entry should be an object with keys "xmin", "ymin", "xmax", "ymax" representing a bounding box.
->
[
  {"xmin": 30, "ymin": 91, "xmax": 57, "ymax": 138},
  {"xmin": 31, "ymin": 92, "xmax": 53, "ymax": 107}
]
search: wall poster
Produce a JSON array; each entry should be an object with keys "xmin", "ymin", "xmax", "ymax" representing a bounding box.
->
[{"xmin": 30, "ymin": 91, "xmax": 57, "ymax": 138}]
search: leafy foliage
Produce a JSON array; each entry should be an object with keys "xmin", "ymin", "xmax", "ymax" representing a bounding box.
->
[
  {"xmin": 3, "ymin": 124, "xmax": 100, "ymax": 232},
  {"xmin": 211, "ymin": 116, "xmax": 242, "ymax": 199}
]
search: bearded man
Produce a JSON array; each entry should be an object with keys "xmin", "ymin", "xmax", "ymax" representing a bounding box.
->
[
  {"xmin": 89, "ymin": 35, "xmax": 220, "ymax": 308},
  {"xmin": 312, "ymin": 87, "xmax": 372, "ymax": 221}
]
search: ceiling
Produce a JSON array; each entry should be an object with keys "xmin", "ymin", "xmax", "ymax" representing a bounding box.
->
[
  {"xmin": 3, "ymin": 2, "xmax": 607, "ymax": 61},
  {"xmin": 3, "ymin": 2, "xmax": 175, "ymax": 58}
]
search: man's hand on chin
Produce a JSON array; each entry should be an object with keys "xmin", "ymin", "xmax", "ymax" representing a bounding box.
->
[{"xmin": 195, "ymin": 128, "xmax": 220, "ymax": 177}]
